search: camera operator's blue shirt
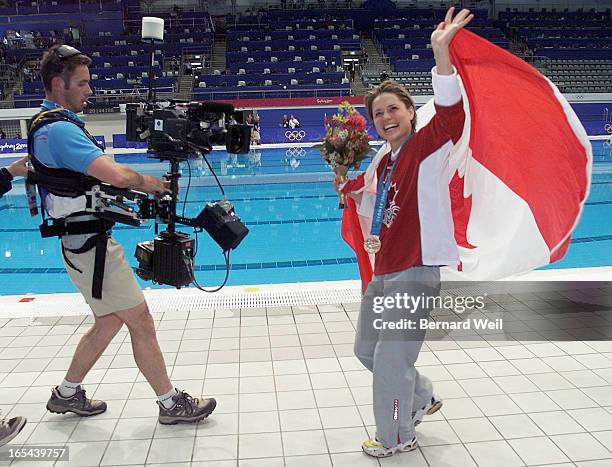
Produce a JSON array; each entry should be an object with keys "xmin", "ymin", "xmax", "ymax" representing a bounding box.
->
[
  {"xmin": 32, "ymin": 100, "xmax": 104, "ymax": 174},
  {"xmin": 32, "ymin": 100, "xmax": 106, "ymax": 251}
]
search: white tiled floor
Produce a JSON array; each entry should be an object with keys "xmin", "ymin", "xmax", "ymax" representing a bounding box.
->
[{"xmin": 0, "ymin": 279, "xmax": 611, "ymax": 466}]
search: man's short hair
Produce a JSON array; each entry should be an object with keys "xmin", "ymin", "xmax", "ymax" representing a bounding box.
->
[{"xmin": 40, "ymin": 44, "xmax": 91, "ymax": 92}]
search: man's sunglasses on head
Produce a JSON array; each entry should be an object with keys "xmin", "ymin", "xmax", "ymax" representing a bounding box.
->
[{"xmin": 55, "ymin": 45, "xmax": 83, "ymax": 61}]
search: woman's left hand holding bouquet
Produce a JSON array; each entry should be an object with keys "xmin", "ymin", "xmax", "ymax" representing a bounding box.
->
[
  {"xmin": 317, "ymin": 102, "xmax": 374, "ymax": 209},
  {"xmin": 333, "ymin": 174, "xmax": 347, "ymax": 195}
]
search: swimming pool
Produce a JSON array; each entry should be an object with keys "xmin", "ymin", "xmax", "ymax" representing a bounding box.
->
[{"xmin": 0, "ymin": 142, "xmax": 610, "ymax": 295}]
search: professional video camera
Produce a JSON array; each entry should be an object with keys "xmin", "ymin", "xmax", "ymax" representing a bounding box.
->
[{"xmin": 125, "ymin": 100, "xmax": 251, "ymax": 160}]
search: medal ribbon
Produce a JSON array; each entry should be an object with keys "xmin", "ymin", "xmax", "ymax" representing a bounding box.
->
[{"xmin": 370, "ymin": 135, "xmax": 412, "ymax": 236}]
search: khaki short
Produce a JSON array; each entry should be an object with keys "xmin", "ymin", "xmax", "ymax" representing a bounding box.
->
[{"xmin": 63, "ymin": 237, "xmax": 145, "ymax": 317}]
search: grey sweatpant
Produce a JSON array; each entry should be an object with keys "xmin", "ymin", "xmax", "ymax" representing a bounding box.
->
[{"xmin": 354, "ymin": 266, "xmax": 440, "ymax": 447}]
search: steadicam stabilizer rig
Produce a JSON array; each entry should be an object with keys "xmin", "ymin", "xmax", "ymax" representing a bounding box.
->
[
  {"xmin": 83, "ymin": 156, "xmax": 249, "ymax": 291},
  {"xmin": 85, "ymin": 17, "xmax": 251, "ymax": 291}
]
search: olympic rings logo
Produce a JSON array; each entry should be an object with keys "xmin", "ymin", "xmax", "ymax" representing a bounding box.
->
[
  {"xmin": 285, "ymin": 130, "xmax": 306, "ymax": 141},
  {"xmin": 286, "ymin": 146, "xmax": 306, "ymax": 158},
  {"xmin": 605, "ymin": 123, "xmax": 612, "ymax": 134}
]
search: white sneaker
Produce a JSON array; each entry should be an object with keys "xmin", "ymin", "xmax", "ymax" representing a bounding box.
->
[
  {"xmin": 412, "ymin": 394, "xmax": 443, "ymax": 426},
  {"xmin": 362, "ymin": 437, "xmax": 418, "ymax": 458}
]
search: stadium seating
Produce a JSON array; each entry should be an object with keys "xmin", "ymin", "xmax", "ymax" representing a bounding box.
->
[
  {"xmin": 191, "ymin": 9, "xmax": 354, "ymax": 99},
  {"xmin": 371, "ymin": 10, "xmax": 509, "ymax": 76},
  {"xmin": 500, "ymin": 10, "xmax": 612, "ymax": 93},
  {"xmin": 3, "ymin": 2, "xmax": 611, "ymax": 108}
]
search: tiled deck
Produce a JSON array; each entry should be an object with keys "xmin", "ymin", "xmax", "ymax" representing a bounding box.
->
[{"xmin": 1, "ymin": 271, "xmax": 612, "ymax": 466}]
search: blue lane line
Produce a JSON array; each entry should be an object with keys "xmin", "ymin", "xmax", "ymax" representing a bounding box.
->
[
  {"xmin": 585, "ymin": 201, "xmax": 612, "ymax": 205},
  {"xmin": 0, "ymin": 225, "xmax": 152, "ymax": 233},
  {"xmin": 7, "ymin": 210, "xmax": 612, "ymax": 233},
  {"xmin": 1, "ymin": 230, "xmax": 612, "ymax": 275},
  {"xmin": 571, "ymin": 234, "xmax": 612, "ymax": 243},
  {"xmin": 0, "ymin": 217, "xmax": 344, "ymax": 233},
  {"xmin": 0, "ymin": 193, "xmax": 340, "ymax": 210},
  {"xmin": 3, "ymin": 193, "xmax": 611, "ymax": 212},
  {"xmin": 3, "ymin": 232, "xmax": 612, "ymax": 275},
  {"xmin": 0, "ymin": 256, "xmax": 358, "ymax": 275}
]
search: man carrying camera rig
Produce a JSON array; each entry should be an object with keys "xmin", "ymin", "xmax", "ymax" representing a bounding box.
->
[{"xmin": 27, "ymin": 44, "xmax": 216, "ymax": 424}]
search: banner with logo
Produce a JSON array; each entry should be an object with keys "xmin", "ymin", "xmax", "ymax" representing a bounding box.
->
[
  {"xmin": 261, "ymin": 126, "xmax": 324, "ymax": 144},
  {"xmin": 258, "ymin": 105, "xmax": 376, "ymax": 144},
  {"xmin": 222, "ymin": 96, "xmax": 363, "ymax": 110},
  {"xmin": 0, "ymin": 136, "xmax": 106, "ymax": 154},
  {"xmin": 0, "ymin": 139, "xmax": 28, "ymax": 154}
]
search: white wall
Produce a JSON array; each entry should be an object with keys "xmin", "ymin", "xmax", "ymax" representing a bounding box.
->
[
  {"xmin": 0, "ymin": 110, "xmax": 126, "ymax": 144},
  {"xmin": 82, "ymin": 114, "xmax": 128, "ymax": 144}
]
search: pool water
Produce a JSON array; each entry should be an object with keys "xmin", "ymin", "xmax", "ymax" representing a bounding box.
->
[{"xmin": 0, "ymin": 144, "xmax": 610, "ymax": 295}]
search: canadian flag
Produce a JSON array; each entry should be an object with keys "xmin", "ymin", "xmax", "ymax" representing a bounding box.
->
[{"xmin": 342, "ymin": 29, "xmax": 592, "ymax": 291}]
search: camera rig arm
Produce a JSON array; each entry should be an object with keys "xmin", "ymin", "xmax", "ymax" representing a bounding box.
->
[
  {"xmin": 84, "ymin": 178, "xmax": 248, "ymax": 252},
  {"xmin": 85, "ymin": 183, "xmax": 150, "ymax": 227}
]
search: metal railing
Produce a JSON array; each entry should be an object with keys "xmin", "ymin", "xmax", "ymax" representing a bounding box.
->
[
  {"xmin": 250, "ymin": 1, "xmax": 365, "ymax": 11},
  {"xmin": 9, "ymin": 0, "xmax": 120, "ymax": 15},
  {"xmin": 12, "ymin": 87, "xmax": 176, "ymax": 109},
  {"xmin": 123, "ymin": 18, "xmax": 212, "ymax": 34},
  {"xmin": 11, "ymin": 85, "xmax": 351, "ymax": 108},
  {"xmin": 191, "ymin": 87, "xmax": 351, "ymax": 100}
]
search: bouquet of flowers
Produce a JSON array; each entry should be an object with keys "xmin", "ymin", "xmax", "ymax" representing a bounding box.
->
[{"xmin": 316, "ymin": 102, "xmax": 375, "ymax": 208}]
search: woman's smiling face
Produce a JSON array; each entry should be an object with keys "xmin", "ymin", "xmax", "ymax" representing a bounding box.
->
[{"xmin": 371, "ymin": 92, "xmax": 415, "ymax": 152}]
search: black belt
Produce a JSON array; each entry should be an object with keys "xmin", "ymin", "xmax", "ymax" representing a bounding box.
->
[{"xmin": 40, "ymin": 218, "xmax": 114, "ymax": 238}]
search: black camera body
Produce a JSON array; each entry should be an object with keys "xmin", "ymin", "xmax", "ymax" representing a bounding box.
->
[
  {"xmin": 197, "ymin": 200, "xmax": 250, "ymax": 251},
  {"xmin": 122, "ymin": 100, "xmax": 250, "ymax": 289},
  {"xmin": 133, "ymin": 199, "xmax": 249, "ymax": 287},
  {"xmin": 135, "ymin": 232, "xmax": 194, "ymax": 287},
  {"xmin": 126, "ymin": 101, "xmax": 251, "ymax": 159}
]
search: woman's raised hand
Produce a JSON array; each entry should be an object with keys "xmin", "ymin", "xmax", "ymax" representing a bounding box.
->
[{"xmin": 431, "ymin": 7, "xmax": 474, "ymax": 52}]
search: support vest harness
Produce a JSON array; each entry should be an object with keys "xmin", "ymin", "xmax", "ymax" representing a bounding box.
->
[{"xmin": 27, "ymin": 107, "xmax": 115, "ymax": 299}]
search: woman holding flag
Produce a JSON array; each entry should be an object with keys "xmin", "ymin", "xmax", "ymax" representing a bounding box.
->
[
  {"xmin": 336, "ymin": 7, "xmax": 473, "ymax": 458},
  {"xmin": 336, "ymin": 1, "xmax": 591, "ymax": 458}
]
